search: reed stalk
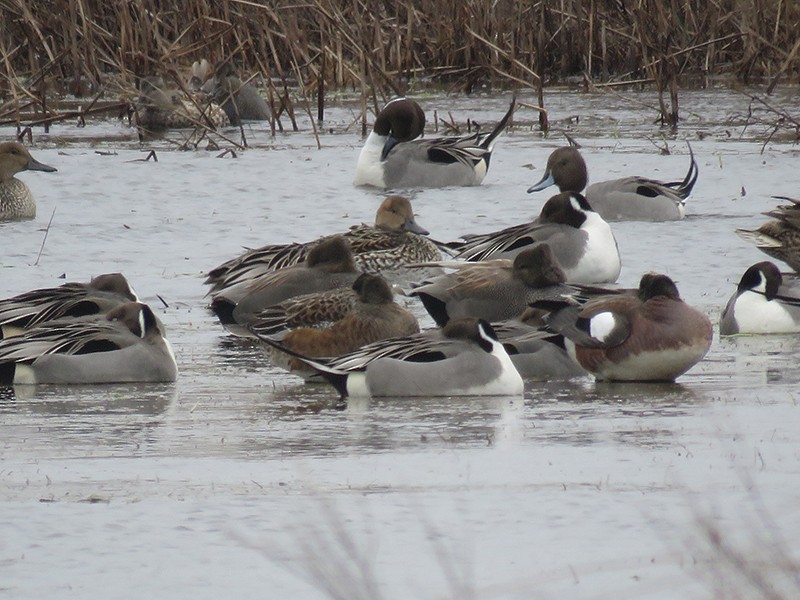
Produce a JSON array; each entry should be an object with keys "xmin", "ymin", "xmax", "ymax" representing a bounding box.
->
[{"xmin": 0, "ymin": 0, "xmax": 796, "ymax": 133}]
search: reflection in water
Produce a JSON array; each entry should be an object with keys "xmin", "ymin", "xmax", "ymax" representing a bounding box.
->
[{"xmin": 0, "ymin": 383, "xmax": 177, "ymax": 454}]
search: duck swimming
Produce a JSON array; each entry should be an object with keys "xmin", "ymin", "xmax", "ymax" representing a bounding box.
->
[
  {"xmin": 354, "ymin": 98, "xmax": 515, "ymax": 189},
  {"xmin": 527, "ymin": 146, "xmax": 698, "ymax": 222}
]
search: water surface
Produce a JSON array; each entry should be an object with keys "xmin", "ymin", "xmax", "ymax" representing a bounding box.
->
[{"xmin": 2, "ymin": 85, "xmax": 800, "ymax": 599}]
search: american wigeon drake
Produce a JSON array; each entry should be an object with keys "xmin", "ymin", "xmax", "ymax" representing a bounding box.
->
[
  {"xmin": 538, "ymin": 273, "xmax": 712, "ymax": 382},
  {"xmin": 354, "ymin": 98, "xmax": 515, "ymax": 189},
  {"xmin": 251, "ymin": 273, "xmax": 419, "ymax": 378},
  {"xmin": 137, "ymin": 75, "xmax": 229, "ymax": 130},
  {"xmin": 0, "ymin": 302, "xmax": 177, "ymax": 385},
  {"xmin": 719, "ymin": 261, "xmax": 800, "ymax": 335},
  {"xmin": 409, "ymin": 243, "xmax": 577, "ymax": 327},
  {"xmin": 262, "ymin": 317, "xmax": 524, "ymax": 400},
  {"xmin": 449, "ymin": 192, "xmax": 621, "ymax": 284},
  {"xmin": 527, "ymin": 146, "xmax": 698, "ymax": 222},
  {"xmin": 205, "ymin": 63, "xmax": 271, "ymax": 123},
  {"xmin": 736, "ymin": 196, "xmax": 800, "ymax": 273},
  {"xmin": 210, "ymin": 235, "xmax": 361, "ymax": 328},
  {"xmin": 206, "ymin": 195, "xmax": 442, "ymax": 293},
  {"xmin": 0, "ymin": 273, "xmax": 138, "ymax": 339},
  {"xmin": 0, "ymin": 141, "xmax": 57, "ymax": 221},
  {"xmin": 493, "ymin": 317, "xmax": 587, "ymax": 380}
]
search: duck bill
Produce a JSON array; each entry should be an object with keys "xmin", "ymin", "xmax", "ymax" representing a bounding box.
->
[
  {"xmin": 527, "ymin": 171, "xmax": 554, "ymax": 193},
  {"xmin": 27, "ymin": 156, "xmax": 57, "ymax": 173},
  {"xmin": 380, "ymin": 135, "xmax": 400, "ymax": 161},
  {"xmin": 404, "ymin": 216, "xmax": 429, "ymax": 236}
]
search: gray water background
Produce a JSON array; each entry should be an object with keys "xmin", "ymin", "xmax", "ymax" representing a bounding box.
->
[{"xmin": 2, "ymin": 85, "xmax": 800, "ymax": 599}]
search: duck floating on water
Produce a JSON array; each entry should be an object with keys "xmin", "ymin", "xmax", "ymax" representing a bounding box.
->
[
  {"xmin": 354, "ymin": 98, "xmax": 515, "ymax": 189},
  {"xmin": 528, "ymin": 145, "xmax": 698, "ymax": 222}
]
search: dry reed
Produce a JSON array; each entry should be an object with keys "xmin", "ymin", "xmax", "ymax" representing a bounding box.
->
[{"xmin": 0, "ymin": 0, "xmax": 798, "ymax": 132}]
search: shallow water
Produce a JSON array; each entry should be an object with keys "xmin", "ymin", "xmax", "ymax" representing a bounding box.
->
[{"xmin": 2, "ymin": 85, "xmax": 800, "ymax": 599}]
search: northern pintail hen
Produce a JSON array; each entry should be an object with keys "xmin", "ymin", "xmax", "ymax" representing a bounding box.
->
[
  {"xmin": 0, "ymin": 302, "xmax": 177, "ymax": 385},
  {"xmin": 538, "ymin": 273, "xmax": 712, "ymax": 382},
  {"xmin": 527, "ymin": 146, "xmax": 698, "ymax": 221},
  {"xmin": 137, "ymin": 75, "xmax": 229, "ymax": 130},
  {"xmin": 260, "ymin": 317, "xmax": 524, "ymax": 400},
  {"xmin": 736, "ymin": 196, "xmax": 800, "ymax": 273},
  {"xmin": 354, "ymin": 98, "xmax": 515, "ymax": 189},
  {"xmin": 0, "ymin": 273, "xmax": 138, "ymax": 338},
  {"xmin": 210, "ymin": 235, "xmax": 361, "ymax": 328},
  {"xmin": 408, "ymin": 243, "xmax": 578, "ymax": 327},
  {"xmin": 720, "ymin": 261, "xmax": 800, "ymax": 335},
  {"xmin": 0, "ymin": 142, "xmax": 57, "ymax": 221},
  {"xmin": 448, "ymin": 192, "xmax": 621, "ymax": 284},
  {"xmin": 206, "ymin": 195, "xmax": 442, "ymax": 293},
  {"xmin": 251, "ymin": 273, "xmax": 419, "ymax": 378}
]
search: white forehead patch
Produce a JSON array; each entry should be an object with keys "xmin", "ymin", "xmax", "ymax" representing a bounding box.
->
[{"xmin": 589, "ymin": 311, "xmax": 617, "ymax": 342}]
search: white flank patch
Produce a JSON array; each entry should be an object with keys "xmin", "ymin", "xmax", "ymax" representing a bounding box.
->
[
  {"xmin": 472, "ymin": 159, "xmax": 488, "ymax": 185},
  {"xmin": 733, "ymin": 291, "xmax": 800, "ymax": 334},
  {"xmin": 163, "ymin": 338, "xmax": 178, "ymax": 370},
  {"xmin": 13, "ymin": 363, "xmax": 37, "ymax": 385},
  {"xmin": 588, "ymin": 311, "xmax": 618, "ymax": 343},
  {"xmin": 346, "ymin": 371, "xmax": 372, "ymax": 398}
]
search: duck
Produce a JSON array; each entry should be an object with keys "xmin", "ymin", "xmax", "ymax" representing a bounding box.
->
[
  {"xmin": 0, "ymin": 273, "xmax": 139, "ymax": 339},
  {"xmin": 0, "ymin": 302, "xmax": 177, "ymax": 385},
  {"xmin": 210, "ymin": 235, "xmax": 362, "ymax": 328},
  {"xmin": 137, "ymin": 75, "xmax": 229, "ymax": 130},
  {"xmin": 206, "ymin": 195, "xmax": 442, "ymax": 293},
  {"xmin": 0, "ymin": 141, "xmax": 57, "ymax": 221},
  {"xmin": 408, "ymin": 243, "xmax": 578, "ymax": 327},
  {"xmin": 448, "ymin": 192, "xmax": 621, "ymax": 284},
  {"xmin": 736, "ymin": 196, "xmax": 800, "ymax": 273},
  {"xmin": 205, "ymin": 63, "xmax": 271, "ymax": 124},
  {"xmin": 260, "ymin": 317, "xmax": 524, "ymax": 400},
  {"xmin": 719, "ymin": 261, "xmax": 800, "ymax": 335},
  {"xmin": 527, "ymin": 145, "xmax": 698, "ymax": 222},
  {"xmin": 493, "ymin": 316, "xmax": 587, "ymax": 380},
  {"xmin": 354, "ymin": 98, "xmax": 515, "ymax": 189},
  {"xmin": 536, "ymin": 273, "xmax": 712, "ymax": 382},
  {"xmin": 250, "ymin": 273, "xmax": 419, "ymax": 378}
]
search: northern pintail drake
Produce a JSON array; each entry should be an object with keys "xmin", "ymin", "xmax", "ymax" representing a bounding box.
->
[
  {"xmin": 719, "ymin": 261, "xmax": 800, "ymax": 335},
  {"xmin": 210, "ymin": 235, "xmax": 361, "ymax": 328},
  {"xmin": 0, "ymin": 273, "xmax": 138, "ymax": 338},
  {"xmin": 354, "ymin": 98, "xmax": 515, "ymax": 189},
  {"xmin": 0, "ymin": 302, "xmax": 177, "ymax": 385},
  {"xmin": 137, "ymin": 75, "xmax": 229, "ymax": 130},
  {"xmin": 251, "ymin": 273, "xmax": 419, "ymax": 378},
  {"xmin": 261, "ymin": 317, "xmax": 524, "ymax": 400},
  {"xmin": 538, "ymin": 273, "xmax": 712, "ymax": 382},
  {"xmin": 0, "ymin": 141, "xmax": 57, "ymax": 221},
  {"xmin": 206, "ymin": 195, "xmax": 442, "ymax": 293},
  {"xmin": 409, "ymin": 243, "xmax": 577, "ymax": 327},
  {"xmin": 449, "ymin": 192, "xmax": 621, "ymax": 284},
  {"xmin": 493, "ymin": 317, "xmax": 587, "ymax": 380},
  {"xmin": 527, "ymin": 146, "xmax": 698, "ymax": 222},
  {"xmin": 736, "ymin": 196, "xmax": 800, "ymax": 273}
]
